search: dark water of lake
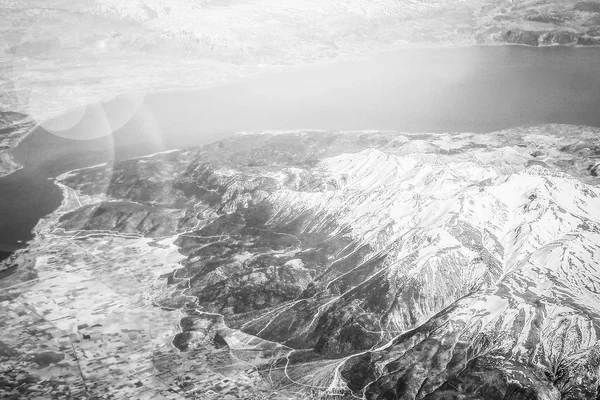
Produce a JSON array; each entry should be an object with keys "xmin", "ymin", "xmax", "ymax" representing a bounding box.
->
[{"xmin": 1, "ymin": 45, "xmax": 600, "ymax": 257}]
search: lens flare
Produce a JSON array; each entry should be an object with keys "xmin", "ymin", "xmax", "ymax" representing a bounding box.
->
[
  {"xmin": 40, "ymin": 92, "xmax": 147, "ymax": 141},
  {"xmin": 8, "ymin": 11, "xmax": 149, "ymax": 141}
]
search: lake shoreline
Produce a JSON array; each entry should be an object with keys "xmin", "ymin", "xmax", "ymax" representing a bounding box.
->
[
  {"xmin": 3, "ymin": 41, "xmax": 600, "ymax": 180},
  {"xmin": 2, "ymin": 44, "xmax": 600, "ymax": 262}
]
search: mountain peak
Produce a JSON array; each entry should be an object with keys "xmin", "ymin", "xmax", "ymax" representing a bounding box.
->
[{"xmin": 4, "ymin": 126, "xmax": 600, "ymax": 399}]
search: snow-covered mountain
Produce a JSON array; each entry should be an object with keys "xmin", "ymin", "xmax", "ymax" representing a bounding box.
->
[{"xmin": 3, "ymin": 125, "xmax": 593, "ymax": 398}]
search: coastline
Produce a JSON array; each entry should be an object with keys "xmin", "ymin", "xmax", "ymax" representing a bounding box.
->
[
  {"xmin": 0, "ymin": 162, "xmax": 193, "ymax": 397},
  {"xmin": 1, "ymin": 158, "xmax": 116, "ymax": 280},
  {"xmin": 0, "ymin": 117, "xmax": 37, "ymax": 178},
  {"xmin": 2, "ymin": 41, "xmax": 600, "ymax": 264},
  {"xmin": 2, "ymin": 39, "xmax": 600, "ymax": 180}
]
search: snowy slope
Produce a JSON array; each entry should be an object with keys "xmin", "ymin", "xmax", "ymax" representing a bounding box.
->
[{"xmin": 5, "ymin": 125, "xmax": 600, "ymax": 399}]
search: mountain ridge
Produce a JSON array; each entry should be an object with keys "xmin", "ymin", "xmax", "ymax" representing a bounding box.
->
[{"xmin": 1, "ymin": 124, "xmax": 599, "ymax": 398}]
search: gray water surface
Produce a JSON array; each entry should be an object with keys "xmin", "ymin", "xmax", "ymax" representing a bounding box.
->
[{"xmin": 1, "ymin": 45, "xmax": 600, "ymax": 256}]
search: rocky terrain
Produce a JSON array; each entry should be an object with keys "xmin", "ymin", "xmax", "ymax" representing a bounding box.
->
[
  {"xmin": 0, "ymin": 111, "xmax": 33, "ymax": 176},
  {"xmin": 2, "ymin": 125, "xmax": 600, "ymax": 398},
  {"xmin": 476, "ymin": 0, "xmax": 600, "ymax": 46}
]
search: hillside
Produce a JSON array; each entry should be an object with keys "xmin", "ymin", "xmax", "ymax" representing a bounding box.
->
[{"xmin": 2, "ymin": 125, "xmax": 599, "ymax": 398}]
